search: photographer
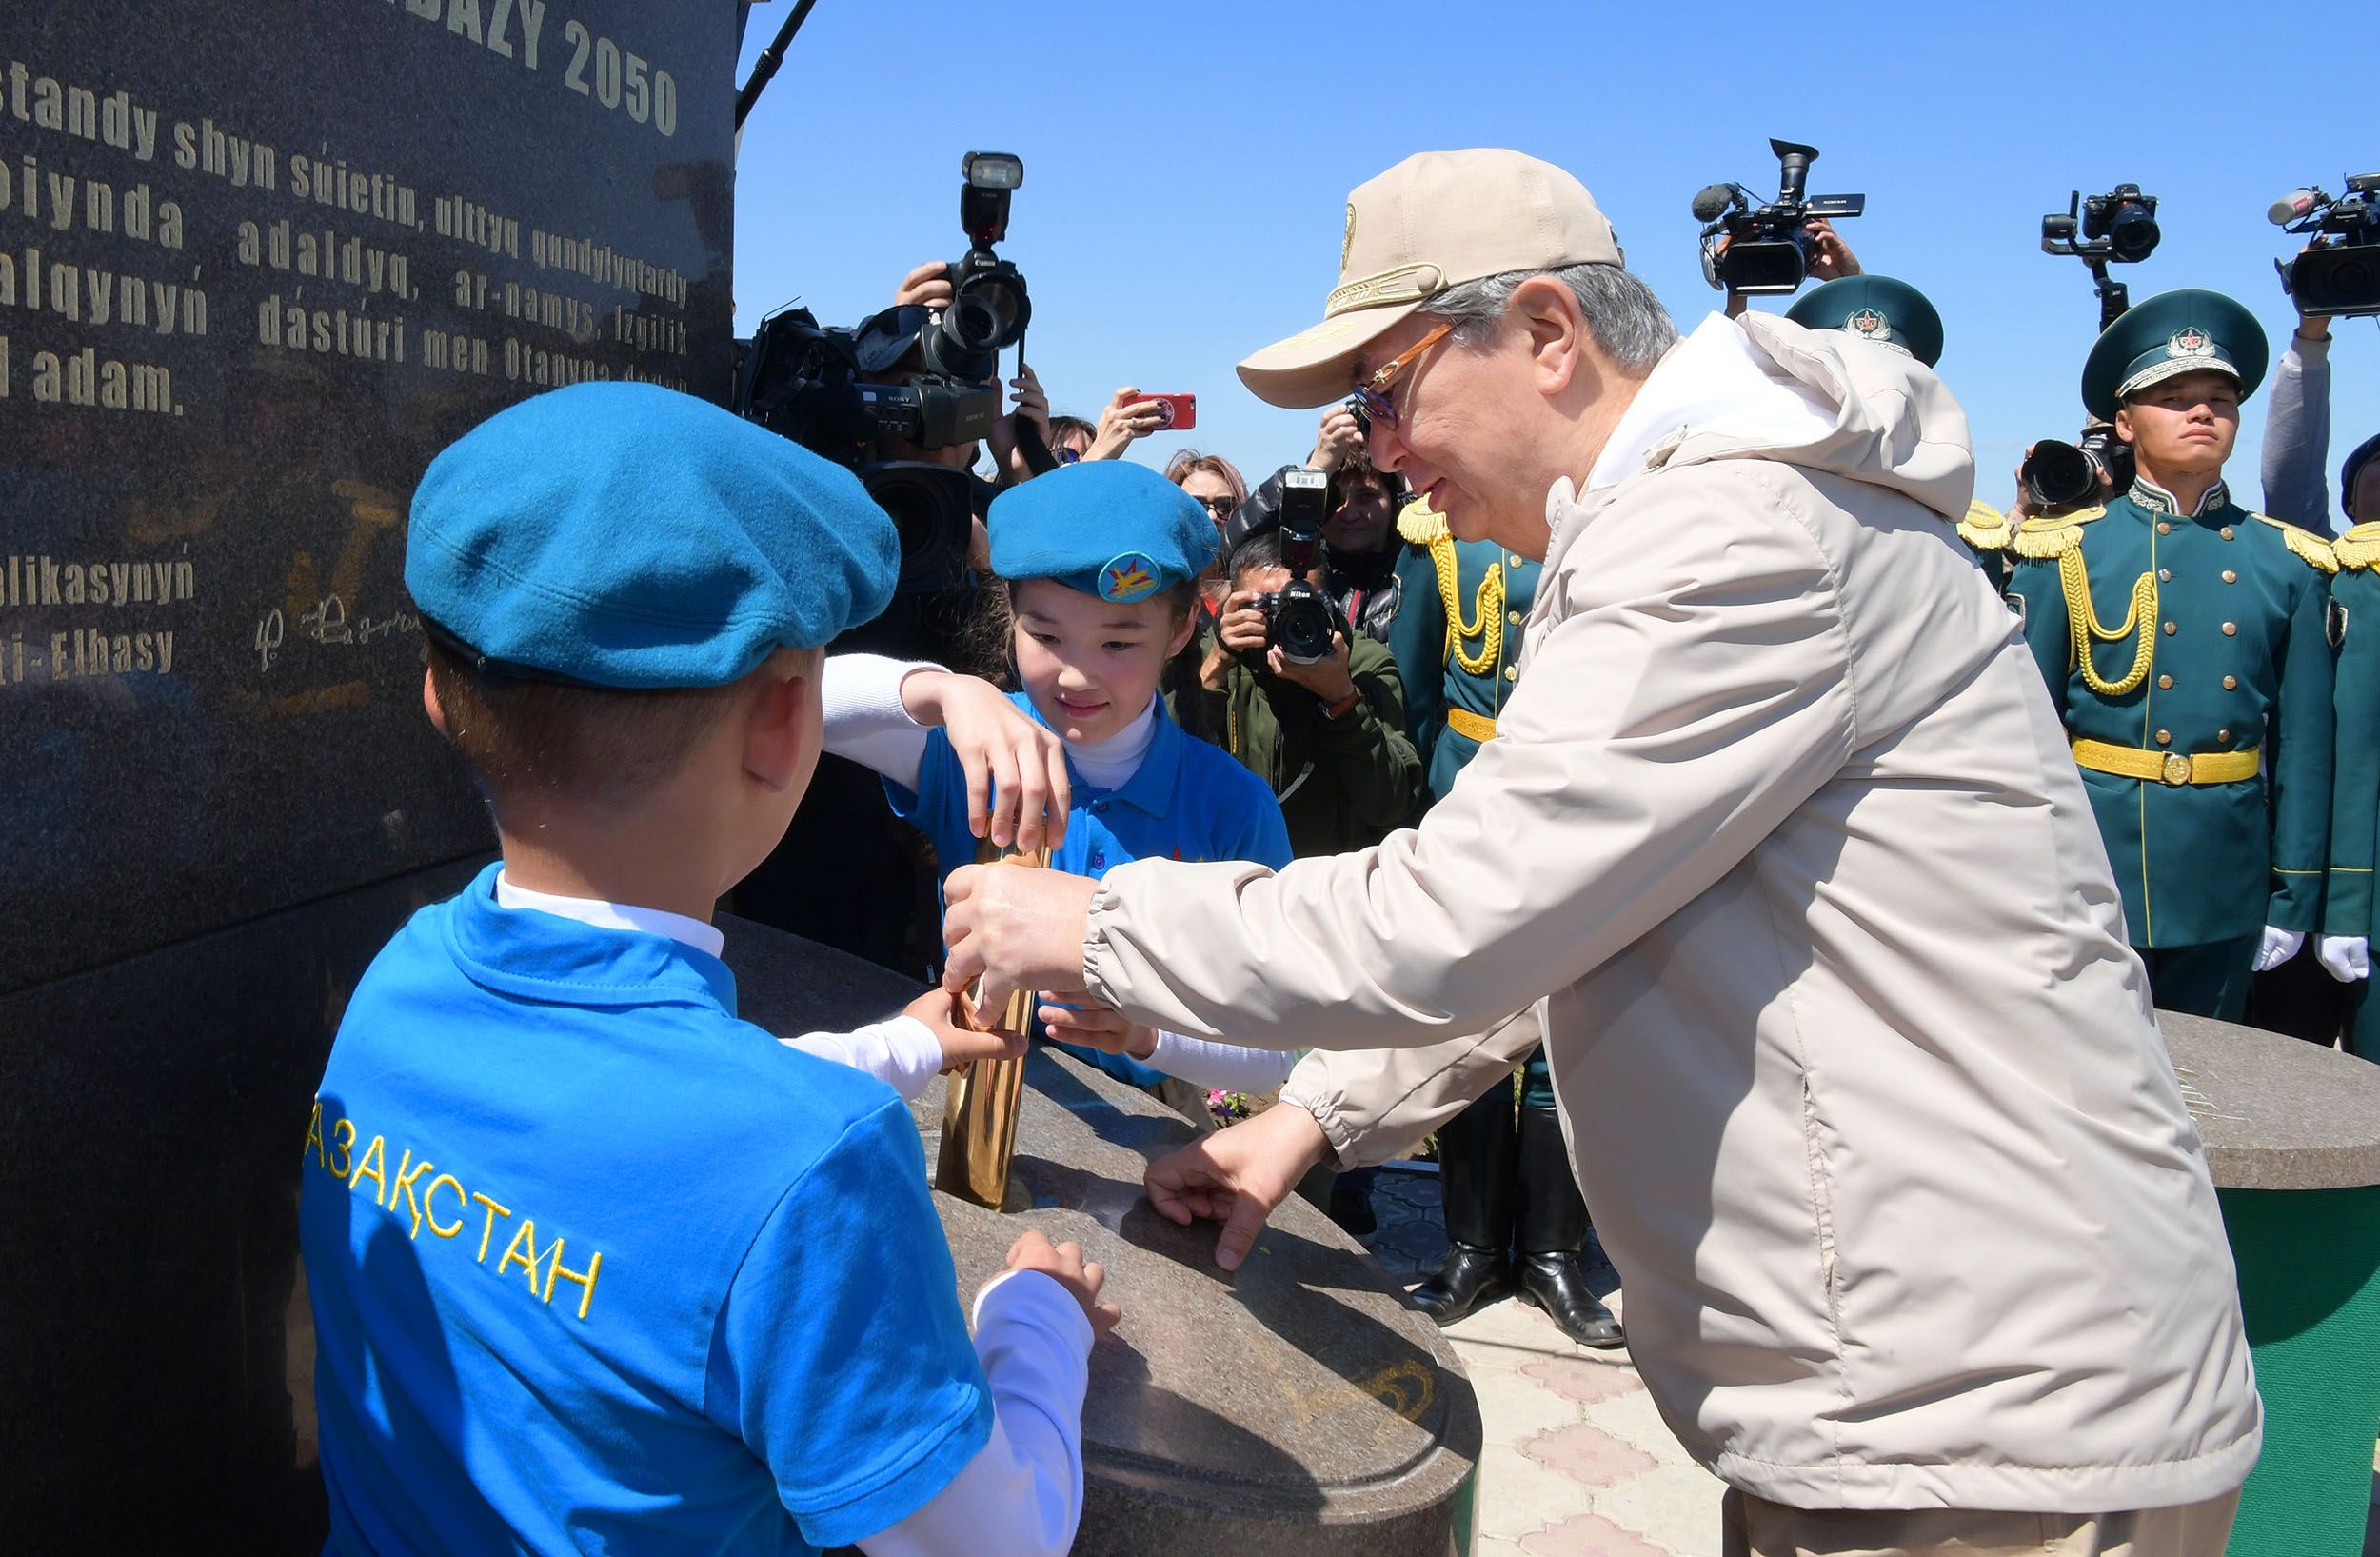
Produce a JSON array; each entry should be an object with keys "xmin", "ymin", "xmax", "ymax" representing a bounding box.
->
[
  {"xmin": 1181, "ymin": 526, "xmax": 1419, "ymax": 856},
  {"xmin": 1225, "ymin": 412, "xmax": 1409, "ymax": 647}
]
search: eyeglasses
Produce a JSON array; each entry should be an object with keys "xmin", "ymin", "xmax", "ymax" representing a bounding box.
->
[
  {"xmin": 1351, "ymin": 321, "xmax": 1455, "ymax": 429},
  {"xmin": 1055, "ymin": 447, "xmax": 1082, "ymax": 465},
  {"xmin": 1193, "ymin": 494, "xmax": 1237, "ymax": 517}
]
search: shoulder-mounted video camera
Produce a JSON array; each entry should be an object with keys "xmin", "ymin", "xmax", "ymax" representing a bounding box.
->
[
  {"xmin": 2270, "ymin": 175, "xmax": 2380, "ymax": 318},
  {"xmin": 1694, "ymin": 139, "xmax": 1865, "ymax": 296},
  {"xmin": 734, "ymin": 152, "xmax": 1033, "ymax": 593}
]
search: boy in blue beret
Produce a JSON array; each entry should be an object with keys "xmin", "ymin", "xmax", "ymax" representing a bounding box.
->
[
  {"xmin": 819, "ymin": 460, "xmax": 1300, "ymax": 1117},
  {"xmin": 299, "ymin": 383, "xmax": 1115, "ymax": 1557}
]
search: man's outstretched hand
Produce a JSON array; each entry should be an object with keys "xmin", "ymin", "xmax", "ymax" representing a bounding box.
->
[
  {"xmin": 942, "ymin": 862, "xmax": 1103, "ymax": 1008},
  {"xmin": 1144, "ymin": 1103, "xmax": 1333, "ymax": 1272}
]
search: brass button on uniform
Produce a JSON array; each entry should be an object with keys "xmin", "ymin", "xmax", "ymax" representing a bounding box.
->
[
  {"xmin": 2164, "ymin": 621, "xmax": 2177, "ymax": 635},
  {"xmin": 2219, "ymin": 729, "xmax": 2231, "ymax": 743},
  {"xmin": 2221, "ymin": 526, "xmax": 2235, "ymax": 540},
  {"xmin": 2222, "ymin": 569, "xmax": 2237, "ymax": 583},
  {"xmin": 2158, "ymin": 674, "xmax": 2173, "ymax": 689},
  {"xmin": 2158, "ymin": 569, "xmax": 2172, "ymax": 582},
  {"xmin": 2157, "ymin": 521, "xmax": 2172, "ymax": 535},
  {"xmin": 2222, "ymin": 622, "xmax": 2237, "ymax": 636},
  {"xmin": 1507, "ymin": 610, "xmax": 1523, "ymax": 626},
  {"xmin": 2155, "ymin": 729, "xmax": 2172, "ymax": 746},
  {"xmin": 1508, "ymin": 553, "xmax": 1525, "ymax": 568},
  {"xmin": 2223, "ymin": 675, "xmax": 2238, "ymax": 689},
  {"xmin": 1503, "ymin": 666, "xmax": 1517, "ymax": 681}
]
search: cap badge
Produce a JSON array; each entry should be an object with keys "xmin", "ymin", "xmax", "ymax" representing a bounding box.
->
[
  {"xmin": 2171, "ymin": 326, "xmax": 2212, "ymax": 357},
  {"xmin": 1099, "ymin": 551, "xmax": 1160, "ymax": 604},
  {"xmin": 1341, "ymin": 202, "xmax": 1357, "ymax": 270},
  {"xmin": 1846, "ymin": 307, "xmax": 1891, "ymax": 340}
]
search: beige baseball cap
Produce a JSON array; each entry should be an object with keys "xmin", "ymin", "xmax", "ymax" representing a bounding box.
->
[{"xmin": 1236, "ymin": 149, "xmax": 1624, "ymax": 409}]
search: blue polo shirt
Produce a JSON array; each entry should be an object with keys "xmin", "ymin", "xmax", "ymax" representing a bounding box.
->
[
  {"xmin": 888, "ymin": 693, "xmax": 1292, "ymax": 1087},
  {"xmin": 299, "ymin": 865, "xmax": 988, "ymax": 1555}
]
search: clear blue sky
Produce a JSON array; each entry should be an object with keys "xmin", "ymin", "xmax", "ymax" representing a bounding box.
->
[{"xmin": 731, "ymin": 0, "xmax": 2376, "ymax": 520}]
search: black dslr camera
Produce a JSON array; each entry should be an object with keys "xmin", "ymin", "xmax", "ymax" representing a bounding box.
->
[
  {"xmin": 2271, "ymin": 175, "xmax": 2380, "ymax": 318},
  {"xmin": 734, "ymin": 153, "xmax": 1032, "ymax": 592},
  {"xmin": 2021, "ymin": 425, "xmax": 2135, "ymax": 512},
  {"xmin": 1693, "ymin": 139, "xmax": 1866, "ymax": 296},
  {"xmin": 1258, "ymin": 470, "xmax": 1342, "ymax": 666},
  {"xmin": 2040, "ymin": 182, "xmax": 2162, "ymax": 329}
]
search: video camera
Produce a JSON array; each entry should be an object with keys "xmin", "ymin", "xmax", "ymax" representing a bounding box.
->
[
  {"xmin": 1259, "ymin": 470, "xmax": 1343, "ymax": 666},
  {"xmin": 1693, "ymin": 139, "xmax": 1866, "ymax": 296},
  {"xmin": 2270, "ymin": 174, "xmax": 2380, "ymax": 318},
  {"xmin": 734, "ymin": 152, "xmax": 1032, "ymax": 592}
]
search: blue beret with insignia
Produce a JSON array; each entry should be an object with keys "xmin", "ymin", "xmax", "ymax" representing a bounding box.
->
[
  {"xmin": 987, "ymin": 461, "xmax": 1218, "ymax": 604},
  {"xmin": 404, "ymin": 383, "xmax": 900, "ymax": 689},
  {"xmin": 2081, "ymin": 288, "xmax": 2268, "ymax": 420},
  {"xmin": 1785, "ymin": 275, "xmax": 1945, "ymax": 369}
]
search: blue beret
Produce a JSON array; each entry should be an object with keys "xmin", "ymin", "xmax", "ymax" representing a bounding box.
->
[
  {"xmin": 987, "ymin": 462, "xmax": 1217, "ymax": 604},
  {"xmin": 1786, "ymin": 275, "xmax": 1945, "ymax": 369},
  {"xmin": 405, "ymin": 383, "xmax": 899, "ymax": 689},
  {"xmin": 2080, "ymin": 288, "xmax": 2268, "ymax": 421}
]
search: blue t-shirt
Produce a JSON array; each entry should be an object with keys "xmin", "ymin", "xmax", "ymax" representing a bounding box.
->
[
  {"xmin": 298, "ymin": 864, "xmax": 989, "ymax": 1555},
  {"xmin": 888, "ymin": 693, "xmax": 1292, "ymax": 1087}
]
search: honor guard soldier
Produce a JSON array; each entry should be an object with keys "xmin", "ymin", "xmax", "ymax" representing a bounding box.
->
[
  {"xmin": 2319, "ymin": 435, "xmax": 2380, "ymax": 1053},
  {"xmin": 2007, "ymin": 289, "xmax": 2338, "ymax": 1019},
  {"xmin": 1383, "ymin": 498, "xmax": 1622, "ymax": 1347},
  {"xmin": 1787, "ymin": 277, "xmax": 2013, "ymax": 589}
]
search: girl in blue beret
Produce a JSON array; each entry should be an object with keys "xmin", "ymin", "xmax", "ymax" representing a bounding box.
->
[{"xmin": 823, "ymin": 462, "xmax": 1299, "ymax": 1115}]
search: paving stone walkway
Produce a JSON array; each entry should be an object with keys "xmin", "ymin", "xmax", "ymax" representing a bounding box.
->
[{"xmin": 1358, "ymin": 1164, "xmax": 1723, "ymax": 1557}]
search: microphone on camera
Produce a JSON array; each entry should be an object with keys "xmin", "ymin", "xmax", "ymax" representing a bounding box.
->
[
  {"xmin": 2269, "ymin": 188, "xmax": 2320, "ymax": 226},
  {"xmin": 1691, "ymin": 183, "xmax": 1740, "ymax": 224}
]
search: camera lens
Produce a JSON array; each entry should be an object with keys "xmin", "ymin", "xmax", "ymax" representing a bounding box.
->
[
  {"xmin": 946, "ymin": 269, "xmax": 1027, "ymax": 354},
  {"xmin": 1270, "ymin": 590, "xmax": 1338, "ymax": 665},
  {"xmin": 2021, "ymin": 441, "xmax": 2096, "ymax": 510},
  {"xmin": 2108, "ymin": 206, "xmax": 2159, "ymax": 263},
  {"xmin": 862, "ymin": 463, "xmax": 977, "ymax": 593},
  {"xmin": 1720, "ymin": 239, "xmax": 1806, "ymax": 295}
]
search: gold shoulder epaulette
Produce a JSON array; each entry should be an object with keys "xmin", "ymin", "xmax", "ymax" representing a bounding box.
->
[
  {"xmin": 2011, "ymin": 507, "xmax": 2104, "ymax": 560},
  {"xmin": 1397, "ymin": 501, "xmax": 1447, "ymax": 547},
  {"xmin": 1956, "ymin": 498, "xmax": 2013, "ymax": 552},
  {"xmin": 2252, "ymin": 512, "xmax": 2339, "ymax": 574},
  {"xmin": 2335, "ymin": 522, "xmax": 2380, "ymax": 571}
]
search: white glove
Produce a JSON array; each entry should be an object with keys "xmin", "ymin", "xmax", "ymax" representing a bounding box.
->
[
  {"xmin": 2254, "ymin": 926, "xmax": 2306, "ymax": 972},
  {"xmin": 2317, "ymin": 935, "xmax": 2371, "ymax": 983}
]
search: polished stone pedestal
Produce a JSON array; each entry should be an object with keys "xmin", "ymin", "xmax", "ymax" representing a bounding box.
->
[
  {"xmin": 2157, "ymin": 1011, "xmax": 2380, "ymax": 1557},
  {"xmin": 727, "ymin": 915, "xmax": 1483, "ymax": 1555}
]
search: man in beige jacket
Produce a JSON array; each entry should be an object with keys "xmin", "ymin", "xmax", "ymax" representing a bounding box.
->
[{"xmin": 942, "ymin": 150, "xmax": 2258, "ymax": 1555}]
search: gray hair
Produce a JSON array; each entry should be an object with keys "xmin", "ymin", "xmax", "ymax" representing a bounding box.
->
[{"xmin": 1418, "ymin": 262, "xmax": 1676, "ymax": 371}]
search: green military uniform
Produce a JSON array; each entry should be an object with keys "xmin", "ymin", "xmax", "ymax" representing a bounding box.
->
[
  {"xmin": 2006, "ymin": 289, "xmax": 2336, "ymax": 1019},
  {"xmin": 1388, "ymin": 503, "xmax": 1539, "ymax": 806},
  {"xmin": 1960, "ymin": 499, "xmax": 2015, "ymax": 592},
  {"xmin": 2326, "ymin": 524, "xmax": 2380, "ymax": 1055}
]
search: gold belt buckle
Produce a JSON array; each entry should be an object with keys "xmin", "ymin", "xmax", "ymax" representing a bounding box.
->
[{"xmin": 2161, "ymin": 752, "xmax": 2192, "ymax": 787}]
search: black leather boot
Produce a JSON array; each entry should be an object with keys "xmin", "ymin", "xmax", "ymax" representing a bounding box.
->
[
  {"xmin": 1517, "ymin": 1103, "xmax": 1625, "ymax": 1348},
  {"xmin": 1407, "ymin": 1088, "xmax": 1517, "ymax": 1326}
]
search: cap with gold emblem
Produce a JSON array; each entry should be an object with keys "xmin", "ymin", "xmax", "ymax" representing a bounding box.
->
[
  {"xmin": 2080, "ymin": 288, "xmax": 2269, "ymax": 420},
  {"xmin": 1784, "ymin": 275, "xmax": 1945, "ymax": 369},
  {"xmin": 1236, "ymin": 150, "xmax": 1624, "ymax": 409}
]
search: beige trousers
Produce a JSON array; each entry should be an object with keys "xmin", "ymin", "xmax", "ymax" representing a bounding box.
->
[{"xmin": 1721, "ymin": 1487, "xmax": 2240, "ymax": 1557}]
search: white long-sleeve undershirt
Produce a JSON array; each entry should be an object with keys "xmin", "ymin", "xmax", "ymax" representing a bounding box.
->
[{"xmin": 817, "ymin": 654, "xmax": 1299, "ymax": 1096}]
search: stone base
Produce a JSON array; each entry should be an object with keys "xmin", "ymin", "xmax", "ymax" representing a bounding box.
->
[{"xmin": 725, "ymin": 917, "xmax": 1482, "ymax": 1554}]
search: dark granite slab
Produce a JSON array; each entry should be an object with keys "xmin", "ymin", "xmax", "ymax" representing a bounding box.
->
[
  {"xmin": 2, "ymin": 0, "xmax": 735, "ymax": 993},
  {"xmin": 724, "ymin": 915, "xmax": 1483, "ymax": 1553},
  {"xmin": 2158, "ymin": 1010, "xmax": 2380, "ymax": 1190}
]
